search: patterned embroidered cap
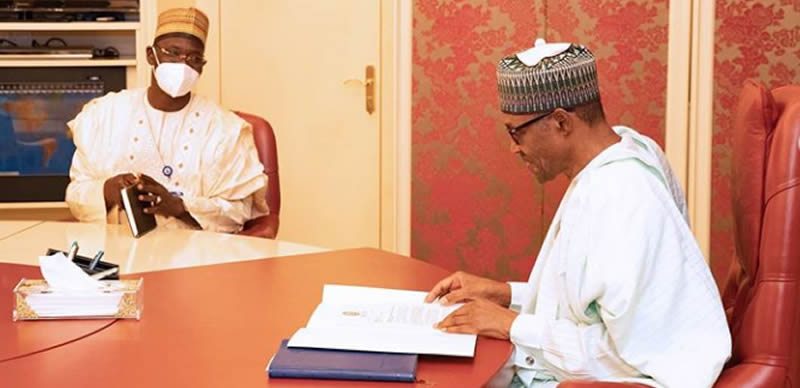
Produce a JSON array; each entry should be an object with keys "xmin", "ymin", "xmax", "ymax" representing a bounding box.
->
[
  {"xmin": 155, "ymin": 7, "xmax": 210, "ymax": 45},
  {"xmin": 497, "ymin": 39, "xmax": 600, "ymax": 114}
]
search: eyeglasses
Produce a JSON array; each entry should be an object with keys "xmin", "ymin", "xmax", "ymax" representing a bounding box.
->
[
  {"xmin": 153, "ymin": 45, "xmax": 207, "ymax": 67},
  {"xmin": 505, "ymin": 111, "xmax": 553, "ymax": 145}
]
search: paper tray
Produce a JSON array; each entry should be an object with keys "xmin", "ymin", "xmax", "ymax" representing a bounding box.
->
[{"xmin": 12, "ymin": 278, "xmax": 143, "ymax": 321}]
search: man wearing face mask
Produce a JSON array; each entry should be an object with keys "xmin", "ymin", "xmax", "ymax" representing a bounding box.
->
[
  {"xmin": 66, "ymin": 7, "xmax": 268, "ymax": 233},
  {"xmin": 425, "ymin": 40, "xmax": 731, "ymax": 387}
]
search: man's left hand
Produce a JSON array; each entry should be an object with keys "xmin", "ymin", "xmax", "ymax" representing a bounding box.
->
[
  {"xmin": 136, "ymin": 174, "xmax": 187, "ymax": 218},
  {"xmin": 435, "ymin": 298, "xmax": 519, "ymax": 340}
]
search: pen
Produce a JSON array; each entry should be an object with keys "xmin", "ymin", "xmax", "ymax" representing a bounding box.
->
[
  {"xmin": 89, "ymin": 250, "xmax": 105, "ymax": 271},
  {"xmin": 90, "ymin": 267, "xmax": 118, "ymax": 280},
  {"xmin": 66, "ymin": 241, "xmax": 79, "ymax": 262}
]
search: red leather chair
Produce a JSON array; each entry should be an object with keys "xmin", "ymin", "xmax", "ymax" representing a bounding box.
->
[
  {"xmin": 713, "ymin": 80, "xmax": 800, "ymax": 387},
  {"xmin": 561, "ymin": 81, "xmax": 800, "ymax": 387},
  {"xmin": 234, "ymin": 111, "xmax": 281, "ymax": 239}
]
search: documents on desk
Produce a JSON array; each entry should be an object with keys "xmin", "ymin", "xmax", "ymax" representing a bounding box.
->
[{"xmin": 288, "ymin": 285, "xmax": 477, "ymax": 357}]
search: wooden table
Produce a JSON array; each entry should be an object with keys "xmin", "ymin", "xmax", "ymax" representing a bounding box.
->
[
  {"xmin": 0, "ymin": 221, "xmax": 326, "ymax": 274},
  {"xmin": 0, "ymin": 220, "xmax": 42, "ymax": 241},
  {"xmin": 0, "ymin": 220, "xmax": 320, "ymax": 367},
  {"xmin": 0, "ymin": 248, "xmax": 512, "ymax": 387}
]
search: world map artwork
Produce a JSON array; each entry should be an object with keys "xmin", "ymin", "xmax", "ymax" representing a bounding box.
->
[{"xmin": 0, "ymin": 91, "xmax": 92, "ymax": 175}]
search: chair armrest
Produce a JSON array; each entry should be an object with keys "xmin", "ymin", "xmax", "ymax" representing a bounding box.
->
[
  {"xmin": 559, "ymin": 382, "xmax": 652, "ymax": 388},
  {"xmin": 240, "ymin": 213, "xmax": 279, "ymax": 239},
  {"xmin": 711, "ymin": 363, "xmax": 785, "ymax": 387}
]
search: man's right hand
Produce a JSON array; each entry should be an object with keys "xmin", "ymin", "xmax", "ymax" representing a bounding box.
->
[
  {"xmin": 425, "ymin": 271, "xmax": 511, "ymax": 307},
  {"xmin": 103, "ymin": 173, "xmax": 138, "ymax": 211}
]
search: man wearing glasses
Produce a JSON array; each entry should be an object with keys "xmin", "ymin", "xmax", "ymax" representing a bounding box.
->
[
  {"xmin": 426, "ymin": 40, "xmax": 731, "ymax": 387},
  {"xmin": 66, "ymin": 7, "xmax": 268, "ymax": 233}
]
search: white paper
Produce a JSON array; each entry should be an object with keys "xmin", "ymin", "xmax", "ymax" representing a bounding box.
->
[
  {"xmin": 321, "ymin": 284, "xmax": 428, "ymax": 304},
  {"xmin": 288, "ymin": 285, "xmax": 477, "ymax": 357},
  {"xmin": 289, "ymin": 327, "xmax": 476, "ymax": 357},
  {"xmin": 306, "ymin": 302, "xmax": 459, "ymax": 330},
  {"xmin": 25, "ymin": 292, "xmax": 122, "ymax": 317},
  {"xmin": 39, "ymin": 252, "xmax": 102, "ymax": 291}
]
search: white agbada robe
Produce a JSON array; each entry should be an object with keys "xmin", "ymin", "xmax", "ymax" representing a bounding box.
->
[
  {"xmin": 66, "ymin": 88, "xmax": 268, "ymax": 233},
  {"xmin": 495, "ymin": 127, "xmax": 731, "ymax": 388}
]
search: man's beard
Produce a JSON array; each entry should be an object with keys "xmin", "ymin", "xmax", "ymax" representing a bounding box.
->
[{"xmin": 522, "ymin": 156, "xmax": 554, "ymax": 183}]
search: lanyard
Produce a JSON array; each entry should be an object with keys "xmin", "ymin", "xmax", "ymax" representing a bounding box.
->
[{"xmin": 142, "ymin": 93, "xmax": 192, "ymax": 180}]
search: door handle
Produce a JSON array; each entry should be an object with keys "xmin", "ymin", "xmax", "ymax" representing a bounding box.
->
[
  {"xmin": 365, "ymin": 65, "xmax": 375, "ymax": 115},
  {"xmin": 343, "ymin": 65, "xmax": 376, "ymax": 115}
]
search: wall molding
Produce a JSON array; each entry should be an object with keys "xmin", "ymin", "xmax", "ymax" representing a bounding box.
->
[
  {"xmin": 665, "ymin": 0, "xmax": 691, "ymax": 196},
  {"xmin": 666, "ymin": 0, "xmax": 715, "ymax": 262},
  {"xmin": 688, "ymin": 0, "xmax": 716, "ymax": 261},
  {"xmin": 380, "ymin": 0, "xmax": 411, "ymax": 255}
]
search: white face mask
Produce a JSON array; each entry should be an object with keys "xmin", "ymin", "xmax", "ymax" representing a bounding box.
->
[{"xmin": 151, "ymin": 46, "xmax": 200, "ymax": 98}]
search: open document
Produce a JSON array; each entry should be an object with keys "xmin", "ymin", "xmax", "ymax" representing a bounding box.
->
[{"xmin": 287, "ymin": 285, "xmax": 477, "ymax": 357}]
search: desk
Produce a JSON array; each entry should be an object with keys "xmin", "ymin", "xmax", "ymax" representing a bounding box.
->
[
  {"xmin": 0, "ymin": 220, "xmax": 42, "ymax": 241},
  {"xmin": 0, "ymin": 221, "xmax": 326, "ymax": 274},
  {"xmin": 0, "ymin": 220, "xmax": 324, "ymax": 366},
  {"xmin": 0, "ymin": 248, "xmax": 513, "ymax": 387}
]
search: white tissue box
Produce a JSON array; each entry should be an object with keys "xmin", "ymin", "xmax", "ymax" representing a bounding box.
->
[{"xmin": 12, "ymin": 278, "xmax": 144, "ymax": 321}]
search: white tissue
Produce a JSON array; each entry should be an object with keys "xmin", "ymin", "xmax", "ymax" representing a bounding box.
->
[
  {"xmin": 39, "ymin": 252, "xmax": 102, "ymax": 291},
  {"xmin": 516, "ymin": 38, "xmax": 571, "ymax": 67}
]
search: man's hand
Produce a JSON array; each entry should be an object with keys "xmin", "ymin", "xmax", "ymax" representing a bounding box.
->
[
  {"xmin": 135, "ymin": 174, "xmax": 185, "ymax": 218},
  {"xmin": 239, "ymin": 213, "xmax": 279, "ymax": 239},
  {"xmin": 103, "ymin": 173, "xmax": 138, "ymax": 210},
  {"xmin": 425, "ymin": 271, "xmax": 511, "ymax": 307},
  {"xmin": 435, "ymin": 298, "xmax": 519, "ymax": 340},
  {"xmin": 135, "ymin": 174, "xmax": 202, "ymax": 229}
]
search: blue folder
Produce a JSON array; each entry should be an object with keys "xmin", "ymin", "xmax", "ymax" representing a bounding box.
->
[{"xmin": 267, "ymin": 339, "xmax": 417, "ymax": 382}]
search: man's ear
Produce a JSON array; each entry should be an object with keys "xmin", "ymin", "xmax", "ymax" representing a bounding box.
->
[
  {"xmin": 146, "ymin": 46, "xmax": 155, "ymax": 66},
  {"xmin": 551, "ymin": 108, "xmax": 573, "ymax": 137}
]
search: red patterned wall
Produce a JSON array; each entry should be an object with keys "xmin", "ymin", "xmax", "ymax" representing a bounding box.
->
[
  {"xmin": 711, "ymin": 0, "xmax": 800, "ymax": 283},
  {"xmin": 412, "ymin": 0, "xmax": 669, "ymax": 281}
]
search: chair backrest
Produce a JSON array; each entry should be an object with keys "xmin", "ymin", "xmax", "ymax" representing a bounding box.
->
[
  {"xmin": 234, "ymin": 111, "xmax": 281, "ymax": 216},
  {"xmin": 717, "ymin": 80, "xmax": 800, "ymax": 387}
]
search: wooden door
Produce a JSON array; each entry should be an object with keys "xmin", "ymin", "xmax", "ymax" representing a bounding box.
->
[{"xmin": 221, "ymin": 0, "xmax": 381, "ymax": 249}]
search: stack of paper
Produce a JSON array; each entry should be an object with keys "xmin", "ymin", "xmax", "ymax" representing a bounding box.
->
[
  {"xmin": 288, "ymin": 285, "xmax": 477, "ymax": 357},
  {"xmin": 23, "ymin": 253, "xmax": 123, "ymax": 318},
  {"xmin": 25, "ymin": 289, "xmax": 123, "ymax": 317}
]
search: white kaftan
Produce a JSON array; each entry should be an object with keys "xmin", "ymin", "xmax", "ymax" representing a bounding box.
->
[
  {"xmin": 497, "ymin": 129, "xmax": 730, "ymax": 388},
  {"xmin": 66, "ymin": 88, "xmax": 268, "ymax": 233}
]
